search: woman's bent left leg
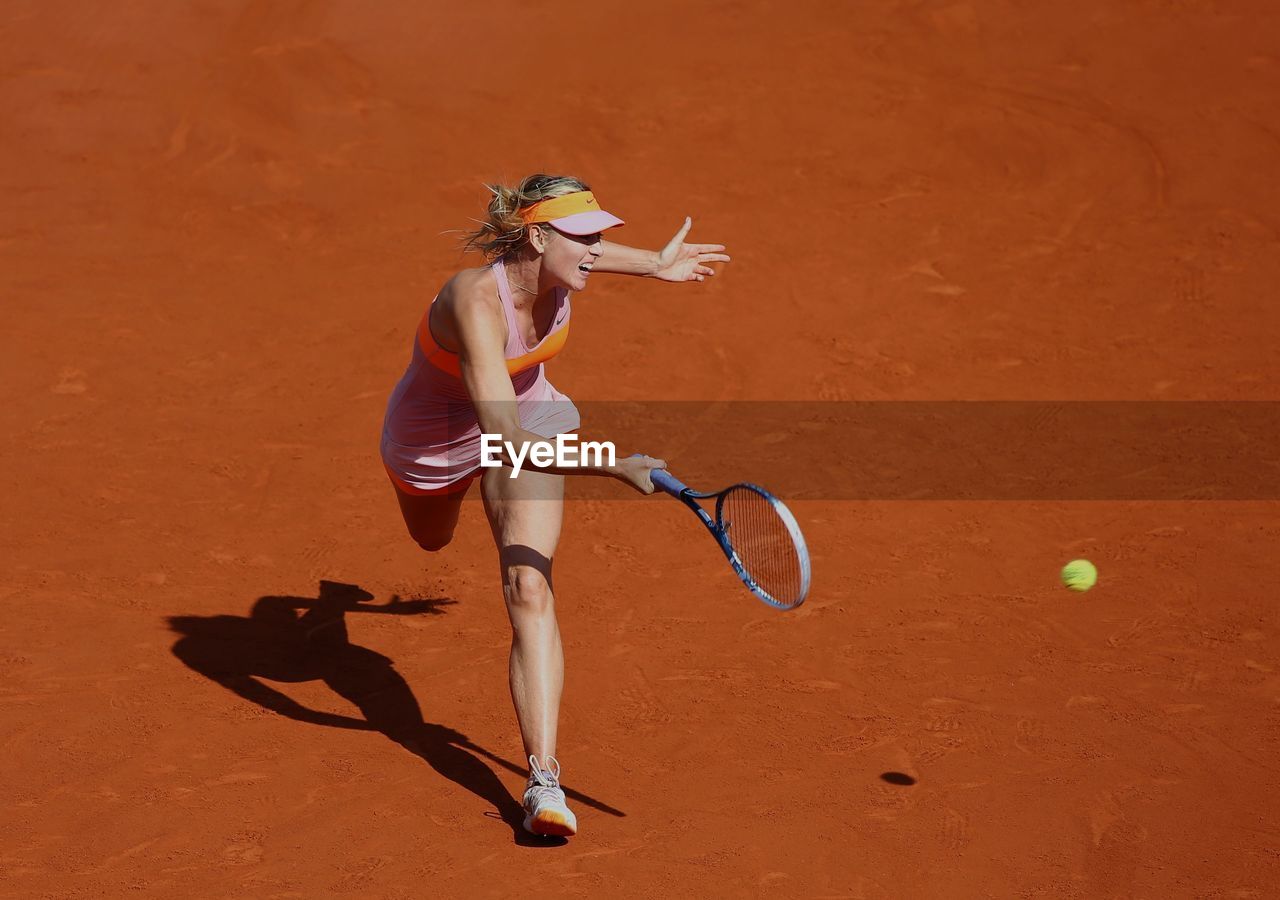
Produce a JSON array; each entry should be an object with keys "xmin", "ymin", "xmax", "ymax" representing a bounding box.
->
[{"xmin": 480, "ymin": 465, "xmax": 565, "ymax": 761}]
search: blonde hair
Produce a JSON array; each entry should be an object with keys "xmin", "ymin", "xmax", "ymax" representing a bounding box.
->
[{"xmin": 461, "ymin": 173, "xmax": 590, "ymax": 260}]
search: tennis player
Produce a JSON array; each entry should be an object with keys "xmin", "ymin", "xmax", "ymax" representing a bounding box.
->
[{"xmin": 381, "ymin": 174, "xmax": 729, "ymax": 836}]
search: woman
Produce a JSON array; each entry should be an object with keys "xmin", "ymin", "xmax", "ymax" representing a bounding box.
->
[{"xmin": 381, "ymin": 174, "xmax": 729, "ymax": 837}]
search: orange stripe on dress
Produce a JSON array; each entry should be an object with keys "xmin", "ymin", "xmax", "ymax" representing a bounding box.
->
[
  {"xmin": 417, "ymin": 310, "xmax": 464, "ymax": 376},
  {"xmin": 417, "ymin": 310, "xmax": 570, "ymax": 377}
]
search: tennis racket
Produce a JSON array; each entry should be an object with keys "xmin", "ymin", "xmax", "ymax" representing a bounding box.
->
[{"xmin": 649, "ymin": 466, "xmax": 811, "ymax": 610}]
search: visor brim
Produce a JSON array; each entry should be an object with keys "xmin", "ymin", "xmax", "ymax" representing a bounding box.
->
[{"xmin": 547, "ymin": 210, "xmax": 625, "ymax": 235}]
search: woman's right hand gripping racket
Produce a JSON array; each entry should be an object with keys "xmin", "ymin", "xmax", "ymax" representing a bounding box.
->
[{"xmin": 648, "ymin": 465, "xmax": 811, "ymax": 610}]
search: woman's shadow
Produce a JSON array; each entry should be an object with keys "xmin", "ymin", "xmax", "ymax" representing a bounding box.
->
[{"xmin": 167, "ymin": 580, "xmax": 622, "ymax": 844}]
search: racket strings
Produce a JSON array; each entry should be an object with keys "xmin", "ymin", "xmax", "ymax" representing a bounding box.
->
[{"xmin": 719, "ymin": 487, "xmax": 804, "ymax": 607}]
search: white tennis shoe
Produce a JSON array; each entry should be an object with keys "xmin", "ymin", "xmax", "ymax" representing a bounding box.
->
[{"xmin": 522, "ymin": 755, "xmax": 578, "ymax": 837}]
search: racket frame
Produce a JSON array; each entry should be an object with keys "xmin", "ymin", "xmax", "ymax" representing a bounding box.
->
[{"xmin": 650, "ymin": 468, "xmax": 811, "ymax": 609}]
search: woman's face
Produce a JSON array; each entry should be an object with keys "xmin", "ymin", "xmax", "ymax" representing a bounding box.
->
[{"xmin": 536, "ymin": 225, "xmax": 604, "ymax": 291}]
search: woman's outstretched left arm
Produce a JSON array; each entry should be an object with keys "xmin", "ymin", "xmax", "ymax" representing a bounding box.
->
[{"xmin": 595, "ymin": 217, "xmax": 731, "ymax": 282}]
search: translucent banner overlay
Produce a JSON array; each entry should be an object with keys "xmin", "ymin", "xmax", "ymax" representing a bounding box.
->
[{"xmin": 442, "ymin": 402, "xmax": 1280, "ymax": 501}]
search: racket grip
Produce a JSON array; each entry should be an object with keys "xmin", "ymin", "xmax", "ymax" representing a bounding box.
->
[
  {"xmin": 628, "ymin": 453, "xmax": 686, "ymax": 496},
  {"xmin": 648, "ymin": 466, "xmax": 687, "ymax": 497}
]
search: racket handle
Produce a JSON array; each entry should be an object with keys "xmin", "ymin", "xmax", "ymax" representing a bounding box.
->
[
  {"xmin": 649, "ymin": 466, "xmax": 687, "ymax": 497},
  {"xmin": 628, "ymin": 453, "xmax": 687, "ymax": 496}
]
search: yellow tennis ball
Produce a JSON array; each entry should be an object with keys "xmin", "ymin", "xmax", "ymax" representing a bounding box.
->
[{"xmin": 1061, "ymin": 559, "xmax": 1098, "ymax": 592}]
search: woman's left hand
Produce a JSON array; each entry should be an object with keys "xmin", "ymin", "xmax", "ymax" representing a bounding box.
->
[{"xmin": 652, "ymin": 217, "xmax": 731, "ymax": 283}]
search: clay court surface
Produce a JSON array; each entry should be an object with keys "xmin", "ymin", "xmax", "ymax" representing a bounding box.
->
[{"xmin": 4, "ymin": 1, "xmax": 1280, "ymax": 896}]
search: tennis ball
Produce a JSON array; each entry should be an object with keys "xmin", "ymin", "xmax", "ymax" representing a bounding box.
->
[{"xmin": 1061, "ymin": 559, "xmax": 1098, "ymax": 592}]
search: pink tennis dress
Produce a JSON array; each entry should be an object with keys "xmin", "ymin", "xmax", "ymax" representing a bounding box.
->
[{"xmin": 381, "ymin": 258, "xmax": 581, "ymax": 493}]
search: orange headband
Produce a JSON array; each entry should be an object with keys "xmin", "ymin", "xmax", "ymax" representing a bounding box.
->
[{"xmin": 517, "ymin": 191, "xmax": 602, "ymax": 224}]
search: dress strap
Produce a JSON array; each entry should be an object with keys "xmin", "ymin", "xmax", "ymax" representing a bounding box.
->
[{"xmin": 491, "ymin": 257, "xmax": 522, "ymax": 352}]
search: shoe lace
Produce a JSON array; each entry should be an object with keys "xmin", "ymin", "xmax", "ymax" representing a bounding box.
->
[{"xmin": 526, "ymin": 754, "xmax": 565, "ymax": 805}]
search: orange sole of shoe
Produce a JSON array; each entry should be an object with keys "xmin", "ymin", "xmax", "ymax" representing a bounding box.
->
[{"xmin": 527, "ymin": 812, "xmax": 577, "ymax": 837}]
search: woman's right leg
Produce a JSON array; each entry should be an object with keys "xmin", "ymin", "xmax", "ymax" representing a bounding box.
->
[
  {"xmin": 478, "ymin": 465, "xmax": 565, "ymax": 762},
  {"xmin": 480, "ymin": 465, "xmax": 576, "ymax": 837},
  {"xmin": 392, "ymin": 479, "xmax": 472, "ymax": 551}
]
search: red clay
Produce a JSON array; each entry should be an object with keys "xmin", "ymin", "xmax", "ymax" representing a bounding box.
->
[{"xmin": 3, "ymin": 1, "xmax": 1278, "ymax": 896}]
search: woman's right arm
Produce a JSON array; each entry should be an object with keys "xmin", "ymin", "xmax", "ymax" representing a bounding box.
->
[{"xmin": 447, "ymin": 278, "xmax": 663, "ymax": 493}]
